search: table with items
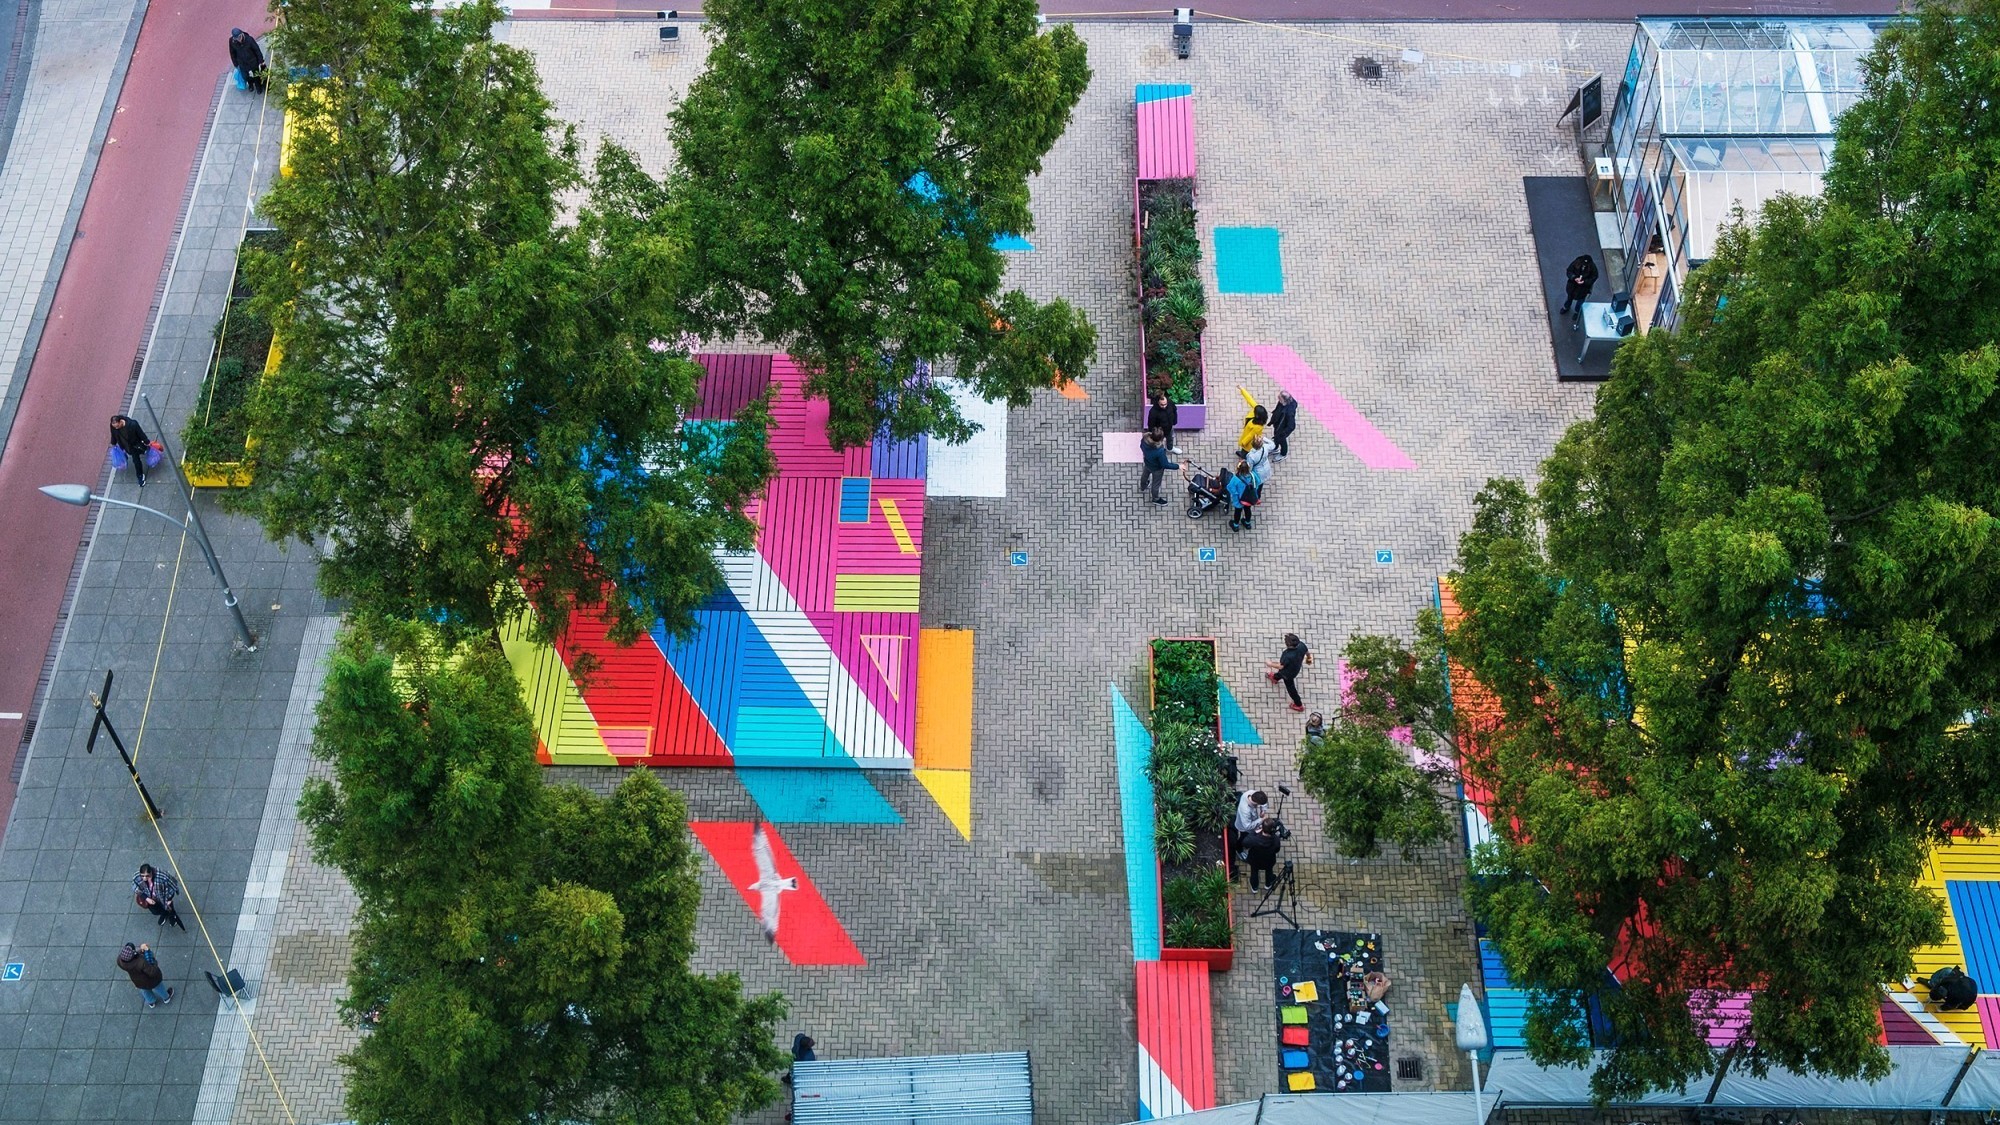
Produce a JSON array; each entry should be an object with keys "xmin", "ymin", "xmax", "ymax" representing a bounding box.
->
[{"xmin": 1271, "ymin": 929, "xmax": 1392, "ymax": 1093}]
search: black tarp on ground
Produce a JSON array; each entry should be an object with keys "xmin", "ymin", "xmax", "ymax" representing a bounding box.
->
[
  {"xmin": 1272, "ymin": 929, "xmax": 1391, "ymax": 1094},
  {"xmin": 1523, "ymin": 176, "xmax": 1622, "ymax": 382}
]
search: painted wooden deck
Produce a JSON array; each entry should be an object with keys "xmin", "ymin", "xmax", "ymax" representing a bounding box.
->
[
  {"xmin": 1136, "ymin": 959, "xmax": 1215, "ymax": 1119},
  {"xmin": 1135, "ymin": 84, "xmax": 1196, "ymax": 181}
]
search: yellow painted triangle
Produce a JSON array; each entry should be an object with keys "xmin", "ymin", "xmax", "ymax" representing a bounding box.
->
[
  {"xmin": 497, "ymin": 598, "xmax": 615, "ymax": 767},
  {"xmin": 915, "ymin": 769, "xmax": 971, "ymax": 840}
]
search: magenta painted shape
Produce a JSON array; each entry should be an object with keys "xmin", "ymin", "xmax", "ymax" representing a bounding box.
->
[
  {"xmin": 810, "ymin": 610, "xmax": 918, "ymax": 747},
  {"xmin": 1691, "ymin": 990, "xmax": 1754, "ymax": 1046},
  {"xmin": 1241, "ymin": 344, "xmax": 1416, "ymax": 471}
]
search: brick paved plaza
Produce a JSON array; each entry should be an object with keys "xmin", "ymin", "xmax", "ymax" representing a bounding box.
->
[{"xmin": 210, "ymin": 18, "xmax": 1629, "ymax": 1124}]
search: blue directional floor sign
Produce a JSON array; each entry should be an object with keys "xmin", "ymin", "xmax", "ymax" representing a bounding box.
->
[
  {"xmin": 1198, "ymin": 547, "xmax": 1218, "ymax": 563},
  {"xmin": 1375, "ymin": 549, "xmax": 1395, "ymax": 565},
  {"xmin": 2, "ymin": 963, "xmax": 22, "ymax": 981},
  {"xmin": 1010, "ymin": 551, "xmax": 1029, "ymax": 567}
]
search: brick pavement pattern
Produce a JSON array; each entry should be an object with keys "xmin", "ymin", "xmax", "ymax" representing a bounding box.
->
[
  {"xmin": 0, "ymin": 0, "xmax": 141, "ymax": 446},
  {"xmin": 227, "ymin": 18, "xmax": 1630, "ymax": 1124}
]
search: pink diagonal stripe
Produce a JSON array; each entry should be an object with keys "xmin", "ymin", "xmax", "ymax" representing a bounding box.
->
[{"xmin": 1241, "ymin": 344, "xmax": 1416, "ymax": 470}]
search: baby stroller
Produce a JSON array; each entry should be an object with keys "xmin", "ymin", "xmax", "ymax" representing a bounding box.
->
[{"xmin": 1184, "ymin": 463, "xmax": 1229, "ymax": 519}]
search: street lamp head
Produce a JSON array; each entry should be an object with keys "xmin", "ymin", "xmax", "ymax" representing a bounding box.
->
[
  {"xmin": 1455, "ymin": 982, "xmax": 1492, "ymax": 1052},
  {"xmin": 39, "ymin": 484, "xmax": 93, "ymax": 507}
]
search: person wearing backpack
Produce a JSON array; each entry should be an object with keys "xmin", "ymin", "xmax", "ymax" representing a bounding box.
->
[{"xmin": 1227, "ymin": 464, "xmax": 1258, "ymax": 532}]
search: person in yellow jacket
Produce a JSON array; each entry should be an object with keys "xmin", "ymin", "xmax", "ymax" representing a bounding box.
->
[{"xmin": 1237, "ymin": 387, "xmax": 1269, "ymax": 451}]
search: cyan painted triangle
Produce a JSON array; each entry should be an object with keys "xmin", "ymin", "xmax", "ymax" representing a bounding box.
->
[
  {"xmin": 1218, "ymin": 679, "xmax": 1264, "ymax": 744},
  {"xmin": 991, "ymin": 232, "xmax": 1034, "ymax": 251}
]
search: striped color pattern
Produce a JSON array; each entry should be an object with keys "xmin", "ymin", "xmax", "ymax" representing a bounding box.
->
[
  {"xmin": 1136, "ymin": 960, "xmax": 1214, "ymax": 1118},
  {"xmin": 1135, "ymin": 85, "xmax": 1196, "ymax": 181}
]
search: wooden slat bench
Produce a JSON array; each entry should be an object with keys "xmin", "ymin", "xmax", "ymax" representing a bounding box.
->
[{"xmin": 1136, "ymin": 959, "xmax": 1214, "ymax": 1119}]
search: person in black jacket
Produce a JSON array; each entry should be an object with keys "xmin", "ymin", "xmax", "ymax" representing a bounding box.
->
[
  {"xmin": 1265, "ymin": 633, "xmax": 1309, "ymax": 711},
  {"xmin": 1243, "ymin": 822, "xmax": 1281, "ymax": 891},
  {"xmin": 1267, "ymin": 392, "xmax": 1298, "ymax": 461},
  {"xmin": 109, "ymin": 414, "xmax": 150, "ymax": 487},
  {"xmin": 1560, "ymin": 253, "xmax": 1598, "ymax": 315},
  {"xmin": 229, "ymin": 29, "xmax": 266, "ymax": 93},
  {"xmin": 1138, "ymin": 430, "xmax": 1178, "ymax": 505},
  {"xmin": 1146, "ymin": 392, "xmax": 1180, "ymax": 454}
]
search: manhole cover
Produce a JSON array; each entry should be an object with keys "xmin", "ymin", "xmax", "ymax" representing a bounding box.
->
[{"xmin": 1351, "ymin": 56, "xmax": 1384, "ymax": 80}]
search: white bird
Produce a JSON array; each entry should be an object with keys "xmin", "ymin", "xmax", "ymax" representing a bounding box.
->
[{"xmin": 748, "ymin": 824, "xmax": 798, "ymax": 942}]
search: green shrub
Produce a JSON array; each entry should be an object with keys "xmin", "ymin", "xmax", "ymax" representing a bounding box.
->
[
  {"xmin": 1155, "ymin": 808, "xmax": 1196, "ymax": 865},
  {"xmin": 1151, "ymin": 639, "xmax": 1219, "ymax": 726},
  {"xmin": 1162, "ymin": 870, "xmax": 1231, "ymax": 949},
  {"xmin": 183, "ymin": 301, "xmax": 272, "ymax": 469},
  {"xmin": 1138, "ymin": 178, "xmax": 1205, "ymax": 405},
  {"xmin": 1150, "ymin": 718, "xmax": 1232, "ymax": 836}
]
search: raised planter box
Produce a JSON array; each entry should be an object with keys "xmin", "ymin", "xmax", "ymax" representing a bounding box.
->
[
  {"xmin": 1150, "ymin": 635, "xmax": 1233, "ymax": 971},
  {"xmin": 182, "ymin": 229, "xmax": 283, "ymax": 488},
  {"xmin": 1134, "ymin": 85, "xmax": 1206, "ymax": 432}
]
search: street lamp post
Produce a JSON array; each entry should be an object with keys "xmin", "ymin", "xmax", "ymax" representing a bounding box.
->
[
  {"xmin": 1456, "ymin": 982, "xmax": 1493, "ymax": 1125},
  {"xmin": 38, "ymin": 481, "xmax": 257, "ymax": 651}
]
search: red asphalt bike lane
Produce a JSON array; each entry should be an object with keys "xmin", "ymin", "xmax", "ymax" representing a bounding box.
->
[{"xmin": 0, "ymin": 0, "xmax": 266, "ymax": 836}]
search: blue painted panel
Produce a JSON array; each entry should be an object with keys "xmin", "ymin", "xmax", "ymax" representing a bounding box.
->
[
  {"xmin": 1113, "ymin": 684, "xmax": 1161, "ymax": 961},
  {"xmin": 735, "ymin": 706, "xmax": 834, "ymax": 760},
  {"xmin": 650, "ymin": 609, "xmax": 742, "ymax": 746},
  {"xmin": 1213, "ymin": 227, "xmax": 1284, "ymax": 294},
  {"xmin": 1947, "ymin": 880, "xmax": 2000, "ymax": 987},
  {"xmin": 1217, "ymin": 680, "xmax": 1263, "ymax": 745},
  {"xmin": 738, "ymin": 768, "xmax": 903, "ymax": 824},
  {"xmin": 1480, "ymin": 939, "xmax": 1511, "ymax": 988},
  {"xmin": 839, "ymin": 477, "xmax": 872, "ymax": 523},
  {"xmin": 871, "ymin": 432, "xmax": 928, "ymax": 480},
  {"xmin": 1136, "ymin": 83, "xmax": 1192, "ymax": 104},
  {"xmin": 991, "ymin": 232, "xmax": 1034, "ymax": 252},
  {"xmin": 1485, "ymin": 990, "xmax": 1530, "ymax": 1049}
]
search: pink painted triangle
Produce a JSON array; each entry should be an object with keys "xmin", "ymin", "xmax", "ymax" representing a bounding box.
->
[
  {"xmin": 1241, "ymin": 343, "xmax": 1417, "ymax": 470},
  {"xmin": 860, "ymin": 634, "xmax": 907, "ymax": 701}
]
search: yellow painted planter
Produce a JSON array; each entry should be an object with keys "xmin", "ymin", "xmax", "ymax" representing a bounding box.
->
[
  {"xmin": 183, "ymin": 330, "xmax": 280, "ymax": 489},
  {"xmin": 278, "ymin": 86, "xmax": 335, "ymax": 179}
]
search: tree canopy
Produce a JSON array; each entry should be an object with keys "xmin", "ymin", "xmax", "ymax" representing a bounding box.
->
[
  {"xmin": 667, "ymin": 0, "xmax": 1097, "ymax": 447},
  {"xmin": 1451, "ymin": 0, "xmax": 2000, "ymax": 1100},
  {"xmin": 244, "ymin": 0, "xmax": 771, "ymax": 642},
  {"xmin": 303, "ymin": 621, "xmax": 787, "ymax": 1124}
]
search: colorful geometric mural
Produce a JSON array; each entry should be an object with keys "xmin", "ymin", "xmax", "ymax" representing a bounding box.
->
[
  {"xmin": 690, "ymin": 821, "xmax": 866, "ymax": 965},
  {"xmin": 507, "ymin": 354, "xmax": 925, "ymax": 769}
]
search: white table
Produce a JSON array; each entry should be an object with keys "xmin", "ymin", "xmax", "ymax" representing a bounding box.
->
[{"xmin": 1575, "ymin": 301, "xmax": 1630, "ymax": 364}]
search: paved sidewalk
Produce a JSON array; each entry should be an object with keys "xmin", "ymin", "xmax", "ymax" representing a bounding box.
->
[{"xmin": 0, "ymin": 80, "xmax": 331, "ymax": 1125}]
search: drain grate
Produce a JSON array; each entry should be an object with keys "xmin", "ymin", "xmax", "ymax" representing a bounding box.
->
[
  {"xmin": 1351, "ymin": 56, "xmax": 1384, "ymax": 80},
  {"xmin": 1396, "ymin": 1056, "xmax": 1424, "ymax": 1081}
]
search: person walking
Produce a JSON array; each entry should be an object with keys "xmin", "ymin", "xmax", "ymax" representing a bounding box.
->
[
  {"xmin": 229, "ymin": 28, "xmax": 267, "ymax": 92},
  {"xmin": 1147, "ymin": 392, "xmax": 1181, "ymax": 454},
  {"xmin": 1265, "ymin": 633, "xmax": 1309, "ymax": 711},
  {"xmin": 1559, "ymin": 253, "xmax": 1598, "ymax": 316},
  {"xmin": 1244, "ymin": 822, "xmax": 1281, "ymax": 892},
  {"xmin": 1226, "ymin": 464, "xmax": 1256, "ymax": 533},
  {"xmin": 1236, "ymin": 388, "xmax": 1268, "ymax": 452},
  {"xmin": 117, "ymin": 942, "xmax": 174, "ymax": 1009},
  {"xmin": 133, "ymin": 864, "xmax": 187, "ymax": 931},
  {"xmin": 109, "ymin": 414, "xmax": 151, "ymax": 488},
  {"xmin": 1268, "ymin": 392, "xmax": 1298, "ymax": 461},
  {"xmin": 1138, "ymin": 431, "xmax": 1178, "ymax": 505}
]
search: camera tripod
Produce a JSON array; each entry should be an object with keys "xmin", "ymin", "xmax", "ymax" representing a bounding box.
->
[{"xmin": 1250, "ymin": 858, "xmax": 1300, "ymax": 929}]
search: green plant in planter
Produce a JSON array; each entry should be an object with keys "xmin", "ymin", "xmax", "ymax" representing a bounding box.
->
[
  {"xmin": 1150, "ymin": 718, "xmax": 1233, "ymax": 837},
  {"xmin": 1151, "ymin": 640, "xmax": 1219, "ymax": 727},
  {"xmin": 1163, "ymin": 870, "xmax": 1231, "ymax": 949},
  {"xmin": 183, "ymin": 298, "xmax": 274, "ymax": 471},
  {"xmin": 1155, "ymin": 808, "xmax": 1196, "ymax": 865}
]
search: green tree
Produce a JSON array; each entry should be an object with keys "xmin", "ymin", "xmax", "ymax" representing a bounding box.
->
[
  {"xmin": 1297, "ymin": 620, "xmax": 1459, "ymax": 860},
  {"xmin": 1450, "ymin": 0, "xmax": 2000, "ymax": 1099},
  {"xmin": 303, "ymin": 621, "xmax": 788, "ymax": 1124},
  {"xmin": 668, "ymin": 0, "xmax": 1098, "ymax": 447},
  {"xmin": 244, "ymin": 0, "xmax": 771, "ymax": 642}
]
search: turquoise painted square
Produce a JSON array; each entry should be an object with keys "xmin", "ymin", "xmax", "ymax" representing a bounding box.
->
[{"xmin": 1214, "ymin": 227, "xmax": 1284, "ymax": 294}]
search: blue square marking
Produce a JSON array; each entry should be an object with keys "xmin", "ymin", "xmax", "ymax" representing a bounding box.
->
[
  {"xmin": 1375, "ymin": 549, "xmax": 1395, "ymax": 565},
  {"xmin": 1198, "ymin": 547, "xmax": 1218, "ymax": 562},
  {"xmin": 1213, "ymin": 227, "xmax": 1284, "ymax": 294},
  {"xmin": 2, "ymin": 963, "xmax": 21, "ymax": 981},
  {"xmin": 1009, "ymin": 551, "xmax": 1029, "ymax": 567},
  {"xmin": 838, "ymin": 477, "xmax": 872, "ymax": 523}
]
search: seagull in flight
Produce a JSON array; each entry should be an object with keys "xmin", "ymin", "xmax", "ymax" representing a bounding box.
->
[{"xmin": 748, "ymin": 824, "xmax": 798, "ymax": 942}]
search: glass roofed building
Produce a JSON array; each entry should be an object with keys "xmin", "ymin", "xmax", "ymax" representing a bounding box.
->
[{"xmin": 1601, "ymin": 17, "xmax": 1889, "ymax": 327}]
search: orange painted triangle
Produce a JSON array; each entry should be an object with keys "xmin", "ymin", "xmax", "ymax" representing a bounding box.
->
[
  {"xmin": 860, "ymin": 634, "xmax": 907, "ymax": 700},
  {"xmin": 1056, "ymin": 376, "xmax": 1088, "ymax": 400}
]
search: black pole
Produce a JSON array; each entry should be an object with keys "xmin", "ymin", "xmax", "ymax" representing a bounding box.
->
[{"xmin": 85, "ymin": 670, "xmax": 164, "ymax": 820}]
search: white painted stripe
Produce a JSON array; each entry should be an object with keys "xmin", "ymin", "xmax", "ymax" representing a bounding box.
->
[
  {"xmin": 1137, "ymin": 1043, "xmax": 1192, "ymax": 1119},
  {"xmin": 1887, "ymin": 987, "xmax": 1966, "ymax": 1045},
  {"xmin": 719, "ymin": 550, "xmax": 910, "ymax": 765},
  {"xmin": 927, "ymin": 378, "xmax": 1008, "ymax": 497},
  {"xmin": 0, "ymin": 712, "xmax": 21, "ymax": 720}
]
